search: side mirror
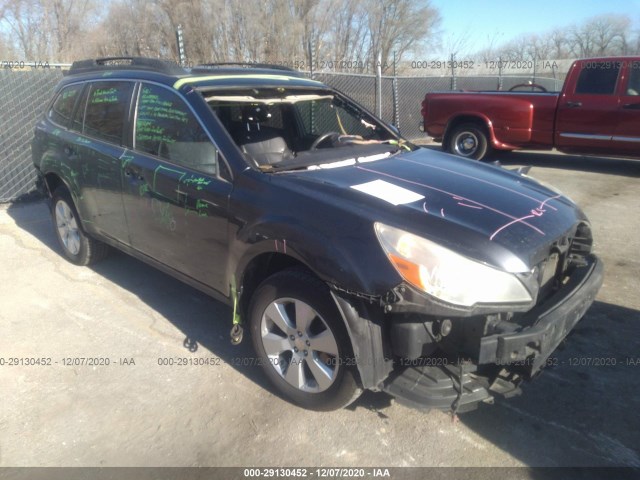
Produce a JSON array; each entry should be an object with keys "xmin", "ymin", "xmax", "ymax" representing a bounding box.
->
[{"xmin": 388, "ymin": 123, "xmax": 400, "ymax": 136}]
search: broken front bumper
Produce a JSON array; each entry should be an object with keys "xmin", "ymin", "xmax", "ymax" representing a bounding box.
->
[
  {"xmin": 478, "ymin": 255, "xmax": 603, "ymax": 376},
  {"xmin": 384, "ymin": 255, "xmax": 603, "ymax": 411}
]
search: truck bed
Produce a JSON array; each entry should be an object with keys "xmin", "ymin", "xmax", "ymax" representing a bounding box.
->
[{"xmin": 423, "ymin": 91, "xmax": 560, "ymax": 148}]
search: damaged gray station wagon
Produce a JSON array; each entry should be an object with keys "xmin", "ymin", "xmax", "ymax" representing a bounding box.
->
[{"xmin": 32, "ymin": 57, "xmax": 603, "ymax": 412}]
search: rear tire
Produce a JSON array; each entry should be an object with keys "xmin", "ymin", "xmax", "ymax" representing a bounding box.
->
[
  {"xmin": 248, "ymin": 268, "xmax": 362, "ymax": 411},
  {"xmin": 51, "ymin": 187, "xmax": 109, "ymax": 266},
  {"xmin": 447, "ymin": 123, "xmax": 490, "ymax": 160}
]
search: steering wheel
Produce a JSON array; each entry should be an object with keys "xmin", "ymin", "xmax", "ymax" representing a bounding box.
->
[
  {"xmin": 310, "ymin": 132, "xmax": 341, "ymax": 150},
  {"xmin": 508, "ymin": 83, "xmax": 547, "ymax": 92}
]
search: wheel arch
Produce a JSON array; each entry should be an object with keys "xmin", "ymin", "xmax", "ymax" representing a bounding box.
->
[
  {"xmin": 443, "ymin": 114, "xmax": 495, "ymax": 150},
  {"xmin": 237, "ymin": 251, "xmax": 392, "ymax": 390},
  {"xmin": 43, "ymin": 172, "xmax": 68, "ymax": 198},
  {"xmin": 237, "ymin": 252, "xmax": 311, "ymax": 321},
  {"xmin": 44, "ymin": 171, "xmax": 96, "ymax": 236}
]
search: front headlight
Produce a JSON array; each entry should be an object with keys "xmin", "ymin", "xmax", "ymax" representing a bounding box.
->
[{"xmin": 374, "ymin": 223, "xmax": 532, "ymax": 307}]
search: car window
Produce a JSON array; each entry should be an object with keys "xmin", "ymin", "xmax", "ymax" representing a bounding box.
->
[
  {"xmin": 48, "ymin": 84, "xmax": 83, "ymax": 127},
  {"xmin": 626, "ymin": 62, "xmax": 640, "ymax": 96},
  {"xmin": 83, "ymin": 81, "xmax": 134, "ymax": 144},
  {"xmin": 135, "ymin": 83, "xmax": 218, "ymax": 175},
  {"xmin": 295, "ymin": 99, "xmax": 372, "ymax": 137},
  {"xmin": 575, "ymin": 62, "xmax": 621, "ymax": 95}
]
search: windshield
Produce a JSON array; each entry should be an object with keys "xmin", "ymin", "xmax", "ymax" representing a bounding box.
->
[{"xmin": 204, "ymin": 88, "xmax": 413, "ymax": 170}]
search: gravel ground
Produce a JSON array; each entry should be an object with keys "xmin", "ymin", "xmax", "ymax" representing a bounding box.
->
[{"xmin": 0, "ymin": 149, "xmax": 639, "ymax": 473}]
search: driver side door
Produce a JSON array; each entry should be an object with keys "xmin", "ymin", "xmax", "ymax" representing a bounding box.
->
[{"xmin": 121, "ymin": 82, "xmax": 233, "ymax": 295}]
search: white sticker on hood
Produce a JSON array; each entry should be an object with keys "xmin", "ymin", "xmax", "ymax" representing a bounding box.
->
[{"xmin": 350, "ymin": 179, "xmax": 424, "ymax": 206}]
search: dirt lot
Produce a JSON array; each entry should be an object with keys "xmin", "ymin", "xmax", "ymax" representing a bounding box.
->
[{"xmin": 1, "ymin": 149, "xmax": 639, "ymax": 471}]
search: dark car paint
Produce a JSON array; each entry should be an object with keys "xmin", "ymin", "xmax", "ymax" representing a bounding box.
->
[
  {"xmin": 280, "ymin": 150, "xmax": 584, "ymax": 271},
  {"xmin": 33, "ymin": 66, "xmax": 602, "ymax": 399}
]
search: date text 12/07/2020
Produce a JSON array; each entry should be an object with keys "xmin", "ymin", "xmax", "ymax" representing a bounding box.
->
[
  {"xmin": 2, "ymin": 356, "xmax": 637, "ymax": 368},
  {"xmin": 243, "ymin": 468, "xmax": 391, "ymax": 478},
  {"xmin": 409, "ymin": 60, "xmax": 560, "ymax": 70}
]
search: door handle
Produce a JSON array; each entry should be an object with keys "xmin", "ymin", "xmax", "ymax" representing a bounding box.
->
[
  {"xmin": 124, "ymin": 168, "xmax": 144, "ymax": 182},
  {"xmin": 622, "ymin": 103, "xmax": 640, "ymax": 110},
  {"xmin": 566, "ymin": 101, "xmax": 582, "ymax": 108}
]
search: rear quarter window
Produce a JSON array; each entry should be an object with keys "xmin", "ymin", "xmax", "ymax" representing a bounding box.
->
[{"xmin": 48, "ymin": 84, "xmax": 83, "ymax": 127}]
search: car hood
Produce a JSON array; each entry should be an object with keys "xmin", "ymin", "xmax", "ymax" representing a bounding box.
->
[{"xmin": 279, "ymin": 148, "xmax": 585, "ymax": 271}]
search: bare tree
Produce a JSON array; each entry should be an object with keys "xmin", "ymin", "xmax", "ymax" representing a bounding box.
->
[
  {"xmin": 0, "ymin": 0, "xmax": 100, "ymax": 60},
  {"xmin": 319, "ymin": 0, "xmax": 368, "ymax": 64},
  {"xmin": 549, "ymin": 29, "xmax": 569, "ymax": 59},
  {"xmin": 473, "ymin": 32, "xmax": 507, "ymax": 64},
  {"xmin": 365, "ymin": 0, "xmax": 441, "ymax": 73},
  {"xmin": 564, "ymin": 14, "xmax": 632, "ymax": 58},
  {"xmin": 95, "ymin": 0, "xmax": 171, "ymax": 58},
  {"xmin": 1, "ymin": 0, "xmax": 442, "ymax": 69},
  {"xmin": 470, "ymin": 13, "xmax": 638, "ymax": 62},
  {"xmin": 0, "ymin": 33, "xmax": 16, "ymax": 57},
  {"xmin": 45, "ymin": 0, "xmax": 98, "ymax": 59},
  {"xmin": 589, "ymin": 14, "xmax": 631, "ymax": 55},
  {"xmin": 442, "ymin": 31, "xmax": 471, "ymax": 59},
  {"xmin": 1, "ymin": 0, "xmax": 49, "ymax": 58}
]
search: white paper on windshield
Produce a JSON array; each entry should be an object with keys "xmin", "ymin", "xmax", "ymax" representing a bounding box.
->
[
  {"xmin": 307, "ymin": 159, "xmax": 357, "ymax": 170},
  {"xmin": 357, "ymin": 152, "xmax": 391, "ymax": 163},
  {"xmin": 350, "ymin": 179, "xmax": 424, "ymax": 206}
]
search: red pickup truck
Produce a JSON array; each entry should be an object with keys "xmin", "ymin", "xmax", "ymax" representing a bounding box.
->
[{"xmin": 421, "ymin": 57, "xmax": 640, "ymax": 160}]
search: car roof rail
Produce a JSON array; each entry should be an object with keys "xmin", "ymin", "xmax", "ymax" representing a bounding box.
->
[
  {"xmin": 68, "ymin": 57, "xmax": 186, "ymax": 76},
  {"xmin": 191, "ymin": 62, "xmax": 304, "ymax": 76}
]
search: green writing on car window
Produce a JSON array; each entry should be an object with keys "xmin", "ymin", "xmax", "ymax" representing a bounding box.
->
[
  {"xmin": 91, "ymin": 87, "xmax": 119, "ymax": 104},
  {"xmin": 136, "ymin": 87, "xmax": 191, "ymax": 147},
  {"xmin": 139, "ymin": 87, "xmax": 188, "ymax": 123}
]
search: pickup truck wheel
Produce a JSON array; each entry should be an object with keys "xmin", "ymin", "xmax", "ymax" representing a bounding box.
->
[
  {"xmin": 249, "ymin": 269, "xmax": 362, "ymax": 411},
  {"xmin": 448, "ymin": 124, "xmax": 489, "ymax": 160},
  {"xmin": 51, "ymin": 187, "xmax": 109, "ymax": 266}
]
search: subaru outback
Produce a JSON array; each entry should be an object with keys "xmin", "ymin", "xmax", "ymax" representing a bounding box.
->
[{"xmin": 32, "ymin": 57, "xmax": 603, "ymax": 412}]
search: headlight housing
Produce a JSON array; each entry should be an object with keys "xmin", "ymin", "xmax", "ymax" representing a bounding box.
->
[{"xmin": 374, "ymin": 223, "xmax": 532, "ymax": 307}]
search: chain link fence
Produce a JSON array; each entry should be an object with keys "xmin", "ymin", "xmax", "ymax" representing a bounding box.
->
[
  {"xmin": 312, "ymin": 72, "xmax": 564, "ymax": 140},
  {"xmin": 0, "ymin": 65, "xmax": 569, "ymax": 202},
  {"xmin": 0, "ymin": 68, "xmax": 65, "ymax": 202}
]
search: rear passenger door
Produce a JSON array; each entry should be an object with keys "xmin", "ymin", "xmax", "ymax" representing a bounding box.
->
[
  {"xmin": 121, "ymin": 82, "xmax": 232, "ymax": 294},
  {"xmin": 70, "ymin": 80, "xmax": 135, "ymax": 243},
  {"xmin": 612, "ymin": 61, "xmax": 640, "ymax": 154}
]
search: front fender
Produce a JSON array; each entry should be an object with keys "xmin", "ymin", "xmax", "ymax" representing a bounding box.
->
[
  {"xmin": 232, "ymin": 219, "xmax": 395, "ymax": 391},
  {"xmin": 232, "ymin": 215, "xmax": 400, "ymax": 297}
]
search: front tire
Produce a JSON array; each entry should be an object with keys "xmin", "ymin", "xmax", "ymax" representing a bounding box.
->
[
  {"xmin": 447, "ymin": 123, "xmax": 490, "ymax": 160},
  {"xmin": 51, "ymin": 187, "xmax": 109, "ymax": 266},
  {"xmin": 248, "ymin": 269, "xmax": 362, "ymax": 411}
]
